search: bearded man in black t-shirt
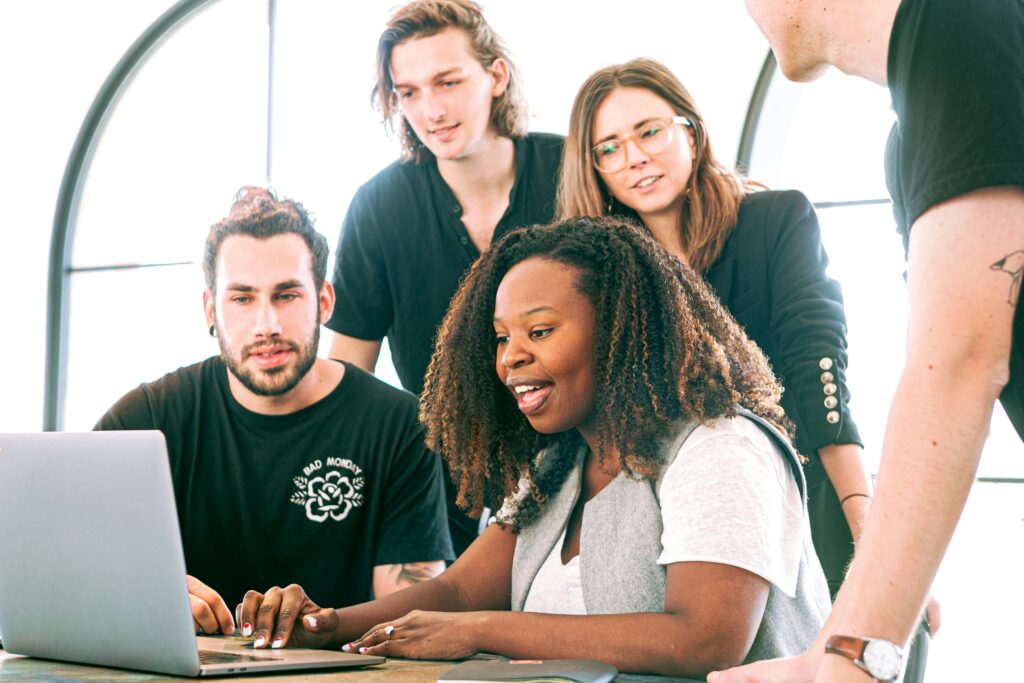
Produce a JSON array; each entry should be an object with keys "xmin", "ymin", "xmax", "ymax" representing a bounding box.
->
[
  {"xmin": 713, "ymin": 2, "xmax": 1024, "ymax": 683},
  {"xmin": 96, "ymin": 187, "xmax": 453, "ymax": 643}
]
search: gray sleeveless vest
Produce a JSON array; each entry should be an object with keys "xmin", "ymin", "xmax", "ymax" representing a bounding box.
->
[{"xmin": 509, "ymin": 409, "xmax": 831, "ymax": 662}]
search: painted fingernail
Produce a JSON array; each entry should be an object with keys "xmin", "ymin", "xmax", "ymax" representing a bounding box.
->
[
  {"xmin": 272, "ymin": 637, "xmax": 283, "ymax": 649},
  {"xmin": 359, "ymin": 647, "xmax": 369, "ymax": 654},
  {"xmin": 242, "ymin": 623, "xmax": 253, "ymax": 637},
  {"xmin": 305, "ymin": 616, "xmax": 318, "ymax": 629},
  {"xmin": 254, "ymin": 636, "xmax": 266, "ymax": 648}
]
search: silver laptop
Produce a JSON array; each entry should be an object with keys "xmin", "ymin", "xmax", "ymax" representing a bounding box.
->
[{"xmin": 0, "ymin": 430, "xmax": 384, "ymax": 677}]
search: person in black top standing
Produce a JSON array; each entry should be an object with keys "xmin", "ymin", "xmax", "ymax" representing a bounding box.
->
[
  {"xmin": 713, "ymin": 1, "xmax": 1024, "ymax": 682},
  {"xmin": 326, "ymin": 0, "xmax": 563, "ymax": 554},
  {"xmin": 96, "ymin": 187, "xmax": 453, "ymax": 644}
]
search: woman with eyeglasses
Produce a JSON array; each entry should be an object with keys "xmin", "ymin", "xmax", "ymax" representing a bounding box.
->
[{"xmin": 557, "ymin": 58, "xmax": 870, "ymax": 599}]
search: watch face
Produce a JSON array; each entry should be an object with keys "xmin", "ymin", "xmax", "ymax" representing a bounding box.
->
[{"xmin": 863, "ymin": 639, "xmax": 902, "ymax": 680}]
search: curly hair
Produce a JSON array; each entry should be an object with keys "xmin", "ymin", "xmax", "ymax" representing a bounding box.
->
[
  {"xmin": 203, "ymin": 186, "xmax": 328, "ymax": 292},
  {"xmin": 419, "ymin": 216, "xmax": 790, "ymax": 530}
]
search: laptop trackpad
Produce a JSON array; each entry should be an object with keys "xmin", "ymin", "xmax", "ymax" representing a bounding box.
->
[
  {"xmin": 197, "ymin": 636, "xmax": 289, "ymax": 657},
  {"xmin": 196, "ymin": 636, "xmax": 374, "ymax": 664}
]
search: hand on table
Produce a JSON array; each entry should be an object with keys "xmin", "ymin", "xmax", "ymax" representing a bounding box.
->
[
  {"xmin": 236, "ymin": 583, "xmax": 339, "ymax": 650},
  {"xmin": 187, "ymin": 575, "xmax": 234, "ymax": 635},
  {"xmin": 343, "ymin": 610, "xmax": 480, "ymax": 660},
  {"xmin": 706, "ymin": 600, "xmax": 939, "ymax": 683}
]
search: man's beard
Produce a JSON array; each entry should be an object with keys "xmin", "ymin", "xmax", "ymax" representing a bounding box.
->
[{"xmin": 218, "ymin": 325, "xmax": 320, "ymax": 397}]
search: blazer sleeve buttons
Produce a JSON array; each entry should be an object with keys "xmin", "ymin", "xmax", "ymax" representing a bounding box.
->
[{"xmin": 819, "ymin": 358, "xmax": 841, "ymax": 425}]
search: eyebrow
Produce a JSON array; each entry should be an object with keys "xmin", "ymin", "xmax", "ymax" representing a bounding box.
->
[
  {"xmin": 493, "ymin": 305, "xmax": 557, "ymax": 323},
  {"xmin": 393, "ymin": 67, "xmax": 464, "ymax": 91},
  {"xmin": 224, "ymin": 280, "xmax": 306, "ymax": 293},
  {"xmin": 594, "ymin": 117, "xmax": 663, "ymax": 145}
]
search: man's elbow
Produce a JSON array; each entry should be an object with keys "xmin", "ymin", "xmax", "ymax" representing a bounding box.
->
[
  {"xmin": 954, "ymin": 343, "xmax": 1011, "ymax": 398},
  {"xmin": 909, "ymin": 332, "xmax": 1012, "ymax": 401},
  {"xmin": 988, "ymin": 358, "xmax": 1012, "ymax": 396}
]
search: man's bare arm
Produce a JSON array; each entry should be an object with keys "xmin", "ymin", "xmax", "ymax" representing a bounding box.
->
[
  {"xmin": 817, "ymin": 186, "xmax": 1024, "ymax": 681},
  {"xmin": 372, "ymin": 560, "xmax": 446, "ymax": 597},
  {"xmin": 709, "ymin": 186, "xmax": 1024, "ymax": 683},
  {"xmin": 329, "ymin": 333, "xmax": 382, "ymax": 373}
]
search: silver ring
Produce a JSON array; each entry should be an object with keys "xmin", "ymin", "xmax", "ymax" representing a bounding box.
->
[{"xmin": 384, "ymin": 624, "xmax": 394, "ymax": 639}]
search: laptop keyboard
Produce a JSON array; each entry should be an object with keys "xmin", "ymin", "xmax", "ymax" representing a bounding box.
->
[{"xmin": 199, "ymin": 650, "xmax": 270, "ymax": 664}]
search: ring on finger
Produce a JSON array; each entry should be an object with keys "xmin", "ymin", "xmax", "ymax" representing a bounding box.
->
[{"xmin": 384, "ymin": 624, "xmax": 395, "ymax": 641}]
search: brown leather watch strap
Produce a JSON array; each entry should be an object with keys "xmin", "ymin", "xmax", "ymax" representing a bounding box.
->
[{"xmin": 825, "ymin": 635, "xmax": 867, "ymax": 663}]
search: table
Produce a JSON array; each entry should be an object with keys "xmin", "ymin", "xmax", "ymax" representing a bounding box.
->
[
  {"xmin": 0, "ymin": 648, "xmax": 451, "ymax": 681},
  {"xmin": 0, "ymin": 648, "xmax": 703, "ymax": 682}
]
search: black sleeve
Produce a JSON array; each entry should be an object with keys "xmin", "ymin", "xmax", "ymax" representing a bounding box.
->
[
  {"xmin": 325, "ymin": 185, "xmax": 394, "ymax": 341},
  {"xmin": 765, "ymin": 191, "xmax": 863, "ymax": 453},
  {"xmin": 891, "ymin": 0, "xmax": 1024, "ymax": 230},
  {"xmin": 94, "ymin": 385, "xmax": 158, "ymax": 432},
  {"xmin": 372, "ymin": 418, "xmax": 455, "ymax": 566}
]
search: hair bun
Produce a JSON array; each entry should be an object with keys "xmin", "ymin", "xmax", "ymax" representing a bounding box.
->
[{"xmin": 229, "ymin": 186, "xmax": 278, "ymax": 220}]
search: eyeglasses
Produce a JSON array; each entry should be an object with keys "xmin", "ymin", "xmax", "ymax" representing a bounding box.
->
[{"xmin": 591, "ymin": 116, "xmax": 693, "ymax": 173}]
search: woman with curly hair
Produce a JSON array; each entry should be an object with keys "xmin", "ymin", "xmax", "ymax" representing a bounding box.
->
[
  {"xmin": 558, "ymin": 58, "xmax": 871, "ymax": 598},
  {"xmin": 237, "ymin": 217, "xmax": 830, "ymax": 677}
]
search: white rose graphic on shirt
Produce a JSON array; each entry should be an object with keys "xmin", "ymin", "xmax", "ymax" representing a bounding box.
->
[{"xmin": 291, "ymin": 466, "xmax": 365, "ymax": 523}]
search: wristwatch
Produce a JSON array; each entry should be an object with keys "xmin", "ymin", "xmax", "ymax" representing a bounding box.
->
[{"xmin": 825, "ymin": 635, "xmax": 903, "ymax": 681}]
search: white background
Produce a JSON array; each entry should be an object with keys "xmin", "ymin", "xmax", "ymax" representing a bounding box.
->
[{"xmin": 1, "ymin": 2, "xmax": 1019, "ymax": 678}]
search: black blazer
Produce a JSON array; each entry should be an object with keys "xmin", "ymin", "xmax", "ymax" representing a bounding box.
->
[{"xmin": 704, "ymin": 190, "xmax": 863, "ymax": 473}]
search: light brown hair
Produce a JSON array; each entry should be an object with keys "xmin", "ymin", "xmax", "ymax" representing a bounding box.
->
[
  {"xmin": 556, "ymin": 58, "xmax": 763, "ymax": 273},
  {"xmin": 372, "ymin": 0, "xmax": 528, "ymax": 162}
]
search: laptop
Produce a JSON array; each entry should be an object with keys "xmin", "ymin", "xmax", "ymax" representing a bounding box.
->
[{"xmin": 0, "ymin": 430, "xmax": 384, "ymax": 676}]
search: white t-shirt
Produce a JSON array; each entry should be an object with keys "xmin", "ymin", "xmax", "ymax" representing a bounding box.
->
[
  {"xmin": 657, "ymin": 416, "xmax": 804, "ymax": 598},
  {"xmin": 522, "ymin": 528, "xmax": 588, "ymax": 614},
  {"xmin": 521, "ymin": 416, "xmax": 804, "ymax": 613}
]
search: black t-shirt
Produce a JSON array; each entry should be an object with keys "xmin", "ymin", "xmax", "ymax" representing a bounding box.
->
[
  {"xmin": 95, "ymin": 359, "xmax": 454, "ymax": 608},
  {"xmin": 327, "ymin": 132, "xmax": 564, "ymax": 396},
  {"xmin": 885, "ymin": 0, "xmax": 1024, "ymax": 438}
]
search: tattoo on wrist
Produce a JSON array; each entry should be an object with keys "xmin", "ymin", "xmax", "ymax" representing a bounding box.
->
[{"xmin": 990, "ymin": 250, "xmax": 1024, "ymax": 306}]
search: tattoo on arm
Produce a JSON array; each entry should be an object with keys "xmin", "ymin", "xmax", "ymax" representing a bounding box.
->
[
  {"xmin": 990, "ymin": 250, "xmax": 1024, "ymax": 306},
  {"xmin": 388, "ymin": 561, "xmax": 443, "ymax": 587}
]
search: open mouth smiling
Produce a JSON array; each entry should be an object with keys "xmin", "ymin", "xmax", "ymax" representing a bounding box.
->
[{"xmin": 506, "ymin": 378, "xmax": 555, "ymax": 416}]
